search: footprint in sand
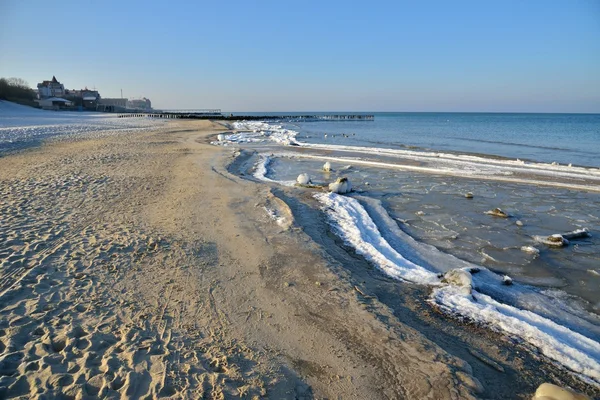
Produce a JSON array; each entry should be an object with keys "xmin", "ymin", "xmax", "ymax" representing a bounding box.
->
[
  {"xmin": 5, "ymin": 375, "xmax": 30, "ymax": 398},
  {"xmin": 24, "ymin": 360, "xmax": 39, "ymax": 372},
  {"xmin": 9, "ymin": 316, "xmax": 32, "ymax": 327},
  {"xmin": 84, "ymin": 374, "xmax": 105, "ymax": 396},
  {"xmin": 47, "ymin": 373, "xmax": 74, "ymax": 388},
  {"xmin": 0, "ymin": 351, "xmax": 24, "ymax": 376}
]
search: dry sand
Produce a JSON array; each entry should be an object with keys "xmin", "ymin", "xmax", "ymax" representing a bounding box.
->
[{"xmin": 0, "ymin": 120, "xmax": 597, "ymax": 399}]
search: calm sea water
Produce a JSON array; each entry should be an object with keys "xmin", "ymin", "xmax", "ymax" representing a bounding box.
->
[{"xmin": 235, "ymin": 112, "xmax": 600, "ymax": 167}]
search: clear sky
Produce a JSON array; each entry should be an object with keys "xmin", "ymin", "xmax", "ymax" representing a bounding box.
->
[{"xmin": 1, "ymin": 0, "xmax": 599, "ymax": 112}]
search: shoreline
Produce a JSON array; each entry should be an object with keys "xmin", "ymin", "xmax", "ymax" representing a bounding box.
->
[{"xmin": 0, "ymin": 120, "xmax": 597, "ymax": 398}]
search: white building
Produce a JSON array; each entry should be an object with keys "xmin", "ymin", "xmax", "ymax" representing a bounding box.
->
[
  {"xmin": 127, "ymin": 97, "xmax": 152, "ymax": 110},
  {"xmin": 37, "ymin": 76, "xmax": 65, "ymax": 98}
]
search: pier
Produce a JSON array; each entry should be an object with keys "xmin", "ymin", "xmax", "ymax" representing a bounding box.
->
[{"xmin": 118, "ymin": 113, "xmax": 374, "ymax": 121}]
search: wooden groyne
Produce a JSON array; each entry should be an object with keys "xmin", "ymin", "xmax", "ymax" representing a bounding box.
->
[{"xmin": 118, "ymin": 113, "xmax": 375, "ymax": 121}]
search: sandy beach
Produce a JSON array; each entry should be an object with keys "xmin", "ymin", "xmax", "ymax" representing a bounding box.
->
[{"xmin": 0, "ymin": 120, "xmax": 597, "ymax": 399}]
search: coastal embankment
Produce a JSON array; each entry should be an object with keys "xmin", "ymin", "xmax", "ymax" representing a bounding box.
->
[{"xmin": 0, "ymin": 119, "xmax": 597, "ymax": 399}]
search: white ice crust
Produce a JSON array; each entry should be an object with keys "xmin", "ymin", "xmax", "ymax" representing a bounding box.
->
[
  {"xmin": 314, "ymin": 192, "xmax": 600, "ymax": 385},
  {"xmin": 217, "ymin": 121, "xmax": 299, "ymax": 146}
]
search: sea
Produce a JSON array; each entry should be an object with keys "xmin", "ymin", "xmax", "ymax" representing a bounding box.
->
[{"xmin": 219, "ymin": 112, "xmax": 600, "ymax": 385}]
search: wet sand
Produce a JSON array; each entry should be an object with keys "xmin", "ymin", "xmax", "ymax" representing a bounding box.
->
[{"xmin": 0, "ymin": 120, "xmax": 597, "ymax": 399}]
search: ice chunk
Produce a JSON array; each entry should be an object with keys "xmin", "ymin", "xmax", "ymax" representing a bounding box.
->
[
  {"xmin": 561, "ymin": 228, "xmax": 590, "ymax": 240},
  {"xmin": 296, "ymin": 173, "xmax": 311, "ymax": 185},
  {"xmin": 521, "ymin": 246, "xmax": 540, "ymax": 254},
  {"xmin": 534, "ymin": 234, "xmax": 569, "ymax": 247},
  {"xmin": 323, "ymin": 161, "xmax": 332, "ymax": 172},
  {"xmin": 328, "ymin": 177, "xmax": 352, "ymax": 194},
  {"xmin": 441, "ymin": 269, "xmax": 473, "ymax": 295},
  {"xmin": 532, "ymin": 382, "xmax": 591, "ymax": 400},
  {"xmin": 485, "ymin": 208, "xmax": 509, "ymax": 218}
]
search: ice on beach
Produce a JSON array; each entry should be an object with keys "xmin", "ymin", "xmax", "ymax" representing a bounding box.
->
[
  {"xmin": 238, "ymin": 121, "xmax": 600, "ymax": 384},
  {"xmin": 534, "ymin": 234, "xmax": 569, "ymax": 247},
  {"xmin": 296, "ymin": 173, "xmax": 311, "ymax": 185},
  {"xmin": 561, "ymin": 228, "xmax": 591, "ymax": 240},
  {"xmin": 313, "ymin": 192, "xmax": 600, "ymax": 385},
  {"xmin": 227, "ymin": 121, "xmax": 299, "ymax": 146},
  {"xmin": 226, "ymin": 120, "xmax": 600, "ymax": 193},
  {"xmin": 441, "ymin": 269, "xmax": 473, "ymax": 295},
  {"xmin": 263, "ymin": 206, "xmax": 287, "ymax": 227},
  {"xmin": 328, "ymin": 177, "xmax": 352, "ymax": 194},
  {"xmin": 252, "ymin": 154, "xmax": 296, "ymax": 186},
  {"xmin": 298, "ymin": 141, "xmax": 600, "ymax": 191},
  {"xmin": 521, "ymin": 246, "xmax": 540, "ymax": 255},
  {"xmin": 323, "ymin": 161, "xmax": 332, "ymax": 172},
  {"xmin": 431, "ymin": 285, "xmax": 600, "ymax": 384},
  {"xmin": 314, "ymin": 192, "xmax": 439, "ymax": 285},
  {"xmin": 532, "ymin": 383, "xmax": 591, "ymax": 400},
  {"xmin": 533, "ymin": 229, "xmax": 591, "ymax": 248}
]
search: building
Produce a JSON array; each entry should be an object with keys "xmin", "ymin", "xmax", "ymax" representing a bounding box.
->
[
  {"xmin": 37, "ymin": 76, "xmax": 65, "ymax": 98},
  {"xmin": 97, "ymin": 97, "xmax": 153, "ymax": 112},
  {"xmin": 127, "ymin": 97, "xmax": 152, "ymax": 111},
  {"xmin": 37, "ymin": 97, "xmax": 72, "ymax": 110},
  {"xmin": 64, "ymin": 88, "xmax": 101, "ymax": 110},
  {"xmin": 99, "ymin": 98, "xmax": 127, "ymax": 108},
  {"xmin": 66, "ymin": 88, "xmax": 100, "ymax": 100},
  {"xmin": 98, "ymin": 98, "xmax": 128, "ymax": 112}
]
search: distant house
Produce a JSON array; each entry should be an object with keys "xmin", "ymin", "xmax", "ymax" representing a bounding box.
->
[
  {"xmin": 80, "ymin": 90, "xmax": 100, "ymax": 110},
  {"xmin": 98, "ymin": 98, "xmax": 128, "ymax": 112},
  {"xmin": 127, "ymin": 97, "xmax": 152, "ymax": 111},
  {"xmin": 37, "ymin": 76, "xmax": 65, "ymax": 98},
  {"xmin": 63, "ymin": 88, "xmax": 101, "ymax": 110}
]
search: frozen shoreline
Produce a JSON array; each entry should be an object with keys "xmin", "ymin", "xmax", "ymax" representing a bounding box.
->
[
  {"xmin": 223, "ymin": 119, "xmax": 600, "ymax": 389},
  {"xmin": 250, "ymin": 156, "xmax": 600, "ymax": 386},
  {"xmin": 0, "ymin": 110, "xmax": 598, "ymax": 397}
]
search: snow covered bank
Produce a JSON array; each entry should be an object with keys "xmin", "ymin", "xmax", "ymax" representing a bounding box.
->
[{"xmin": 0, "ymin": 100, "xmax": 164, "ymax": 149}]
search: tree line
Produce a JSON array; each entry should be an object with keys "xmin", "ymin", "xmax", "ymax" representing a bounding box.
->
[{"xmin": 0, "ymin": 77, "xmax": 37, "ymax": 106}]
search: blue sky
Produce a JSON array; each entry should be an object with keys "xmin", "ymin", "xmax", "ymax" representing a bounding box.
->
[{"xmin": 1, "ymin": 0, "xmax": 599, "ymax": 112}]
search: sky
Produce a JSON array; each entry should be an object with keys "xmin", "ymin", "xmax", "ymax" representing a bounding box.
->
[{"xmin": 0, "ymin": 0, "xmax": 599, "ymax": 112}]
